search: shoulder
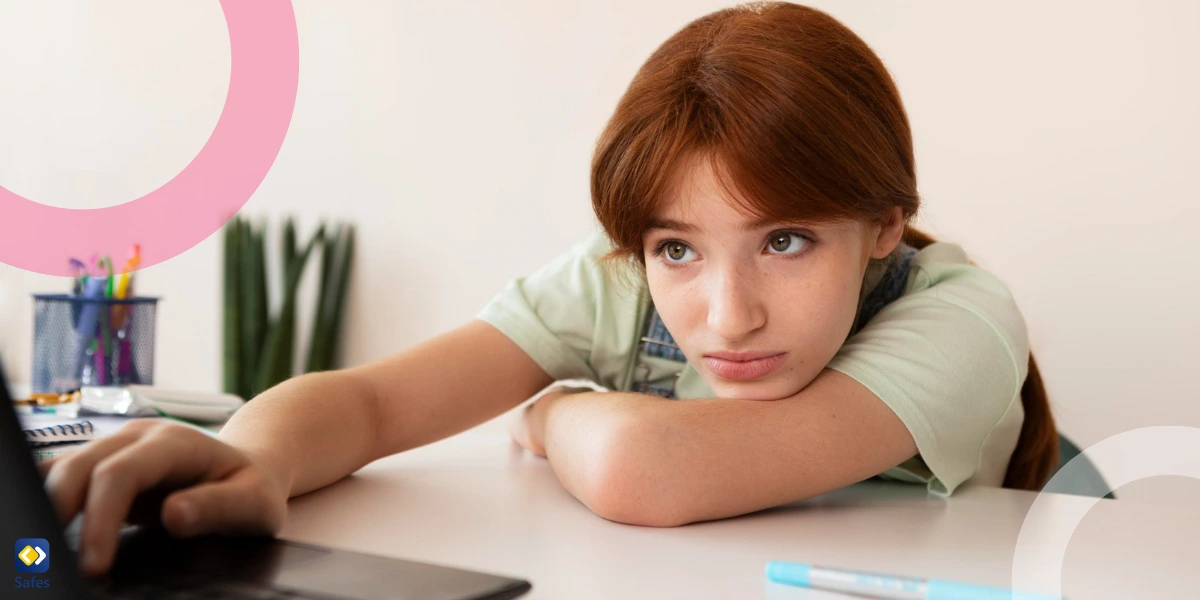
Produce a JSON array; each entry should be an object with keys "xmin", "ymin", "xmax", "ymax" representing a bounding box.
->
[
  {"xmin": 828, "ymin": 241, "xmax": 1031, "ymax": 494},
  {"xmin": 526, "ymin": 229, "xmax": 636, "ymax": 291},
  {"xmin": 904, "ymin": 242, "xmax": 1029, "ymax": 365},
  {"xmin": 475, "ymin": 229, "xmax": 648, "ymax": 389}
]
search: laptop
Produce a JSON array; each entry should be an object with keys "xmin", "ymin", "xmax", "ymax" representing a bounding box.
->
[{"xmin": 0, "ymin": 362, "xmax": 532, "ymax": 599}]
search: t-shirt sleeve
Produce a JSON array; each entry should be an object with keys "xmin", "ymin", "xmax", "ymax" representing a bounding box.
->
[
  {"xmin": 474, "ymin": 230, "xmax": 617, "ymax": 384},
  {"xmin": 826, "ymin": 247, "xmax": 1030, "ymax": 496}
]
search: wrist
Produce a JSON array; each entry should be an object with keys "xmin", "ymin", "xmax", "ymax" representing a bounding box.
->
[{"xmin": 224, "ymin": 437, "xmax": 296, "ymax": 500}]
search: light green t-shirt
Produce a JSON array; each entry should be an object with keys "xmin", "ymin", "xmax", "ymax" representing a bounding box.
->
[{"xmin": 475, "ymin": 229, "xmax": 1028, "ymax": 496}]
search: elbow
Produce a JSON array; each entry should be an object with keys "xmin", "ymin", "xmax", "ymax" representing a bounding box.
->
[
  {"xmin": 587, "ymin": 491, "xmax": 694, "ymax": 529},
  {"xmin": 572, "ymin": 414, "xmax": 697, "ymax": 528}
]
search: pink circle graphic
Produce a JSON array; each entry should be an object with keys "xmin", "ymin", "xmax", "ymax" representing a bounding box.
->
[{"xmin": 0, "ymin": 0, "xmax": 299, "ymax": 276}]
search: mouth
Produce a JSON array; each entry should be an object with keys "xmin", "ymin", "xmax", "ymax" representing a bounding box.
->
[{"xmin": 701, "ymin": 352, "xmax": 787, "ymax": 381}]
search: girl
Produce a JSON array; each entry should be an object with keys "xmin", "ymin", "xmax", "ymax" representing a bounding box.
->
[{"xmin": 44, "ymin": 2, "xmax": 1056, "ymax": 576}]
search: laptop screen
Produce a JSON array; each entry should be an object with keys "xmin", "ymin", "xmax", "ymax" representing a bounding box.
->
[{"xmin": 0, "ymin": 361, "xmax": 86, "ymax": 597}]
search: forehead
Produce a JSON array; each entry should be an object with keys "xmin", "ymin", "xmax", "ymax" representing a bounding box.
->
[
  {"xmin": 650, "ymin": 155, "xmax": 759, "ymax": 227},
  {"xmin": 647, "ymin": 156, "xmax": 855, "ymax": 235}
]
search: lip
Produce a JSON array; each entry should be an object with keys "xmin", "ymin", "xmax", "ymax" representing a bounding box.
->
[{"xmin": 701, "ymin": 351, "xmax": 787, "ymax": 381}]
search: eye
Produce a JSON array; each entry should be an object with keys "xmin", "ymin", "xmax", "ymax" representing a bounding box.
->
[
  {"xmin": 766, "ymin": 231, "xmax": 811, "ymax": 256},
  {"xmin": 653, "ymin": 240, "xmax": 698, "ymax": 265}
]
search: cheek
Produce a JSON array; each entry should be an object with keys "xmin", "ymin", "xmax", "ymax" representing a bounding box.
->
[
  {"xmin": 777, "ymin": 293, "xmax": 852, "ymax": 347},
  {"xmin": 647, "ymin": 257, "xmax": 863, "ymax": 353},
  {"xmin": 772, "ymin": 269, "xmax": 864, "ymax": 353},
  {"xmin": 646, "ymin": 281, "xmax": 700, "ymax": 326},
  {"xmin": 645, "ymin": 271, "xmax": 708, "ymax": 351}
]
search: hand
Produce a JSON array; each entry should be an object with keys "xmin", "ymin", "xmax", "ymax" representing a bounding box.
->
[
  {"xmin": 508, "ymin": 385, "xmax": 596, "ymax": 457},
  {"xmin": 40, "ymin": 418, "xmax": 290, "ymax": 576}
]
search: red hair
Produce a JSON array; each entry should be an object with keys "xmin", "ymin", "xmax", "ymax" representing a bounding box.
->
[{"xmin": 590, "ymin": 2, "xmax": 1057, "ymax": 490}]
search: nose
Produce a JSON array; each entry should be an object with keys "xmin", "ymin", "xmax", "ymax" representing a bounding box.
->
[{"xmin": 705, "ymin": 262, "xmax": 766, "ymax": 343}]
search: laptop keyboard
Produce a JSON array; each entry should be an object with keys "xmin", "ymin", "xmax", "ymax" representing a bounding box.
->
[{"xmin": 88, "ymin": 581, "xmax": 317, "ymax": 599}]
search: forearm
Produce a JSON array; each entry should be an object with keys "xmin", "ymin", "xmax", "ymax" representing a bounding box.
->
[
  {"xmin": 219, "ymin": 320, "xmax": 557, "ymax": 500},
  {"xmin": 535, "ymin": 370, "xmax": 918, "ymax": 527},
  {"xmin": 542, "ymin": 390, "xmax": 798, "ymax": 526},
  {"xmin": 218, "ymin": 370, "xmax": 380, "ymax": 498}
]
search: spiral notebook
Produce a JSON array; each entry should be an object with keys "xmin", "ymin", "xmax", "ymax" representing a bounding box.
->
[{"xmin": 24, "ymin": 420, "xmax": 96, "ymax": 447}]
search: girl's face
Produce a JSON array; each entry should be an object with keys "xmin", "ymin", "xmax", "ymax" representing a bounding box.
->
[{"xmin": 642, "ymin": 158, "xmax": 902, "ymax": 401}]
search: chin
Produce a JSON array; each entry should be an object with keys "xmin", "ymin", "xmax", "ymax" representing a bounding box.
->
[{"xmin": 708, "ymin": 378, "xmax": 803, "ymax": 402}]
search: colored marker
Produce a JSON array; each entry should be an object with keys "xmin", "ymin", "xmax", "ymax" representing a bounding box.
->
[
  {"xmin": 68, "ymin": 258, "xmax": 87, "ymax": 295},
  {"xmin": 765, "ymin": 561, "xmax": 1063, "ymax": 600}
]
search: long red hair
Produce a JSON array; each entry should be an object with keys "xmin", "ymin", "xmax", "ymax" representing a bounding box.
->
[{"xmin": 589, "ymin": 2, "xmax": 1057, "ymax": 490}]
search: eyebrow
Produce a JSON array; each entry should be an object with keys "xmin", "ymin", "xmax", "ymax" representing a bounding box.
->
[{"xmin": 644, "ymin": 217, "xmax": 793, "ymax": 234}]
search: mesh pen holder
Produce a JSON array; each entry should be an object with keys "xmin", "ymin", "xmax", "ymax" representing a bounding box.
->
[{"xmin": 31, "ymin": 294, "xmax": 159, "ymax": 393}]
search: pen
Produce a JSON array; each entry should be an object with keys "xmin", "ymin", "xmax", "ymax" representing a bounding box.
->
[
  {"xmin": 70, "ymin": 276, "xmax": 109, "ymax": 389},
  {"xmin": 98, "ymin": 255, "xmax": 114, "ymax": 298},
  {"xmin": 96, "ymin": 314, "xmax": 110, "ymax": 385},
  {"xmin": 113, "ymin": 245, "xmax": 142, "ymax": 380},
  {"xmin": 96, "ymin": 257, "xmax": 113, "ymax": 385},
  {"xmin": 113, "ymin": 250, "xmax": 140, "ymax": 306},
  {"xmin": 68, "ymin": 258, "xmax": 87, "ymax": 295},
  {"xmin": 765, "ymin": 561, "xmax": 1063, "ymax": 600}
]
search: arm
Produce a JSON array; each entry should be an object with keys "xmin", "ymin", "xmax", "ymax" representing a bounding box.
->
[
  {"xmin": 523, "ymin": 368, "xmax": 917, "ymax": 527},
  {"xmin": 47, "ymin": 319, "xmax": 553, "ymax": 575},
  {"xmin": 222, "ymin": 318, "xmax": 555, "ymax": 497}
]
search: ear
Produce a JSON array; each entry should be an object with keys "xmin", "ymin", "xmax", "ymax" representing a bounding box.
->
[{"xmin": 870, "ymin": 206, "xmax": 906, "ymax": 260}]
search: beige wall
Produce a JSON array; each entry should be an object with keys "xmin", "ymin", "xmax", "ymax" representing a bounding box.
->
[{"xmin": 1, "ymin": 1, "xmax": 1197, "ymax": 499}]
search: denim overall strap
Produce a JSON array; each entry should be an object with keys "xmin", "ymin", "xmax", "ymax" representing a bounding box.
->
[
  {"xmin": 641, "ymin": 310, "xmax": 687, "ymax": 361},
  {"xmin": 630, "ymin": 308, "xmax": 686, "ymax": 399},
  {"xmin": 853, "ymin": 242, "xmax": 918, "ymax": 335}
]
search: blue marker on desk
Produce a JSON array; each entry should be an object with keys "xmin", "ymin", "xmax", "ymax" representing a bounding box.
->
[{"xmin": 766, "ymin": 561, "xmax": 1063, "ymax": 600}]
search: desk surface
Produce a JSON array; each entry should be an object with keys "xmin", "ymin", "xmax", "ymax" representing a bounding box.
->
[{"xmin": 277, "ymin": 421, "xmax": 1197, "ymax": 600}]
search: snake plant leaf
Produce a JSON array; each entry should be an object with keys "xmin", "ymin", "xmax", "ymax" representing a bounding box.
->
[
  {"xmin": 239, "ymin": 221, "xmax": 269, "ymax": 398},
  {"xmin": 307, "ymin": 221, "xmax": 338, "ymax": 372},
  {"xmin": 224, "ymin": 216, "xmax": 353, "ymax": 399},
  {"xmin": 255, "ymin": 224, "xmax": 325, "ymax": 394},
  {"xmin": 308, "ymin": 223, "xmax": 354, "ymax": 373},
  {"xmin": 222, "ymin": 216, "xmax": 243, "ymax": 395}
]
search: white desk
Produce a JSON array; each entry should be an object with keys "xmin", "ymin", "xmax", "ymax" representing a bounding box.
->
[{"xmin": 278, "ymin": 422, "xmax": 1198, "ymax": 599}]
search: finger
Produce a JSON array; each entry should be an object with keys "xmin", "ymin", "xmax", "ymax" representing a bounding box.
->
[
  {"xmin": 161, "ymin": 469, "xmax": 286, "ymax": 539},
  {"xmin": 42, "ymin": 425, "xmax": 152, "ymax": 526},
  {"xmin": 78, "ymin": 425, "xmax": 242, "ymax": 575}
]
